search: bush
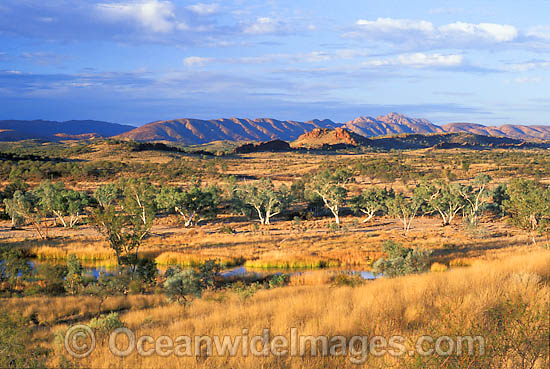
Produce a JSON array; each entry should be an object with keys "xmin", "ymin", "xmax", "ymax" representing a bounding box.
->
[
  {"xmin": 330, "ymin": 273, "xmax": 364, "ymax": 287},
  {"xmin": 89, "ymin": 312, "xmax": 125, "ymax": 337},
  {"xmin": 373, "ymin": 241, "xmax": 432, "ymax": 277},
  {"xmin": 0, "ymin": 311, "xmax": 50, "ymax": 368},
  {"xmin": 232, "ymin": 281, "xmax": 260, "ymax": 300},
  {"xmin": 163, "ymin": 269, "xmax": 203, "ymax": 305},
  {"xmin": 268, "ymin": 274, "xmax": 289, "ymax": 289}
]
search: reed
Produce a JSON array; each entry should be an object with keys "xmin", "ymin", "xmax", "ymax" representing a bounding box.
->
[
  {"xmin": 244, "ymin": 257, "xmax": 340, "ymax": 269},
  {"xmin": 154, "ymin": 252, "xmax": 245, "ymax": 268}
]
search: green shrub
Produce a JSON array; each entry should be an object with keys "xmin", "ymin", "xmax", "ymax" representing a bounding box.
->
[
  {"xmin": 163, "ymin": 269, "xmax": 203, "ymax": 304},
  {"xmin": 89, "ymin": 312, "xmax": 125, "ymax": 336},
  {"xmin": 331, "ymin": 273, "xmax": 364, "ymax": 287},
  {"xmin": 268, "ymin": 274, "xmax": 289, "ymax": 289},
  {"xmin": 373, "ymin": 241, "xmax": 432, "ymax": 278},
  {"xmin": 0, "ymin": 311, "xmax": 50, "ymax": 368}
]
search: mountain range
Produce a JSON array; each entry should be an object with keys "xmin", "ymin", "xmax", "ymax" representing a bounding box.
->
[
  {"xmin": 116, "ymin": 117, "xmax": 340, "ymax": 144},
  {"xmin": 0, "ymin": 120, "xmax": 134, "ymax": 141},
  {"xmin": 1, "ymin": 114, "xmax": 549, "ymax": 144}
]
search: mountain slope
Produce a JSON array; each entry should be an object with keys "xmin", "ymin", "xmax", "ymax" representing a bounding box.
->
[
  {"xmin": 118, "ymin": 117, "xmax": 340, "ymax": 144},
  {"xmin": 0, "ymin": 120, "xmax": 134, "ymax": 141},
  {"xmin": 289, "ymin": 130, "xmax": 550, "ymax": 151},
  {"xmin": 442, "ymin": 122, "xmax": 550, "ymax": 141},
  {"xmin": 343, "ymin": 112, "xmax": 444, "ymax": 137}
]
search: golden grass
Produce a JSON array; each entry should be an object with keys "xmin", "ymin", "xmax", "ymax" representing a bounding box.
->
[
  {"xmin": 244, "ymin": 256, "xmax": 340, "ymax": 269},
  {"xmin": 430, "ymin": 262, "xmax": 448, "ymax": 272},
  {"xmin": 155, "ymin": 252, "xmax": 244, "ymax": 267},
  {"xmin": 35, "ymin": 250, "xmax": 549, "ymax": 368}
]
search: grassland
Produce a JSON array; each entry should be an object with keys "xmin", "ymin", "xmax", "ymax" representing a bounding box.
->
[
  {"xmin": 1, "ymin": 141, "xmax": 549, "ymax": 368},
  {"xmin": 3, "ymin": 250, "xmax": 547, "ymax": 368}
]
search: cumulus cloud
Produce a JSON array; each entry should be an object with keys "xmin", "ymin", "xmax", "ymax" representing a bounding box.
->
[
  {"xmin": 187, "ymin": 3, "xmax": 220, "ymax": 15},
  {"xmin": 96, "ymin": 0, "xmax": 181, "ymax": 33},
  {"xmin": 363, "ymin": 53, "xmax": 464, "ymax": 68},
  {"xmin": 348, "ymin": 18, "xmax": 520, "ymax": 47}
]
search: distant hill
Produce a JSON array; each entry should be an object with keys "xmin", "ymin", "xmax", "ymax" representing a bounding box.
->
[
  {"xmin": 343, "ymin": 112, "xmax": 444, "ymax": 137},
  {"xmin": 290, "ymin": 128, "xmax": 550, "ymax": 151},
  {"xmin": 117, "ymin": 118, "xmax": 340, "ymax": 144},
  {"xmin": 2, "ymin": 113, "xmax": 549, "ymax": 144},
  {"xmin": 0, "ymin": 120, "xmax": 135, "ymax": 141},
  {"xmin": 441, "ymin": 122, "xmax": 550, "ymax": 141}
]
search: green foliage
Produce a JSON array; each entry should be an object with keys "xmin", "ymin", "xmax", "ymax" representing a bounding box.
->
[
  {"xmin": 460, "ymin": 174, "xmax": 492, "ymax": 227},
  {"xmin": 350, "ymin": 187, "xmax": 393, "ymax": 223},
  {"xmin": 196, "ymin": 260, "xmax": 221, "ymax": 290},
  {"xmin": 33, "ymin": 180, "xmax": 90, "ymax": 228},
  {"xmin": 330, "ymin": 273, "xmax": 364, "ymax": 287},
  {"xmin": 373, "ymin": 241, "xmax": 432, "ymax": 277},
  {"xmin": 307, "ymin": 168, "xmax": 351, "ymax": 224},
  {"xmin": 268, "ymin": 274, "xmax": 289, "ymax": 289},
  {"xmin": 163, "ymin": 269, "xmax": 203, "ymax": 304},
  {"xmin": 489, "ymin": 183, "xmax": 509, "ymax": 216},
  {"xmin": 417, "ymin": 180, "xmax": 468, "ymax": 226},
  {"xmin": 0, "ymin": 248, "xmax": 32, "ymax": 293},
  {"xmin": 134, "ymin": 258, "xmax": 158, "ymax": 284},
  {"xmin": 156, "ymin": 184, "xmax": 220, "ymax": 227},
  {"xmin": 231, "ymin": 281, "xmax": 260, "ymax": 300},
  {"xmin": 503, "ymin": 179, "xmax": 550, "ymax": 244},
  {"xmin": 89, "ymin": 312, "xmax": 125, "ymax": 336},
  {"xmin": 0, "ymin": 312, "xmax": 50, "ymax": 368},
  {"xmin": 90, "ymin": 179, "xmax": 156, "ymax": 265},
  {"xmin": 386, "ymin": 190, "xmax": 424, "ymax": 235},
  {"xmin": 64, "ymin": 255, "xmax": 84, "ymax": 295},
  {"xmin": 236, "ymin": 178, "xmax": 290, "ymax": 225}
]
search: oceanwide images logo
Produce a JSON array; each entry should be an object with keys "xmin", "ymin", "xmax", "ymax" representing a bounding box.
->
[{"xmin": 65, "ymin": 326, "xmax": 485, "ymax": 364}]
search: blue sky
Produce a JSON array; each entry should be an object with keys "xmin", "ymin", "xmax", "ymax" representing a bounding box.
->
[{"xmin": 1, "ymin": 0, "xmax": 549, "ymax": 126}]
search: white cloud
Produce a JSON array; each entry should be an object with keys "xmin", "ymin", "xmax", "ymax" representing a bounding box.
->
[
  {"xmin": 183, "ymin": 56, "xmax": 212, "ymax": 67},
  {"xmin": 187, "ymin": 3, "xmax": 220, "ymax": 15},
  {"xmin": 96, "ymin": 0, "xmax": 179, "ymax": 33},
  {"xmin": 244, "ymin": 17, "xmax": 281, "ymax": 35},
  {"xmin": 363, "ymin": 53, "xmax": 464, "ymax": 68},
  {"xmin": 505, "ymin": 77, "xmax": 543, "ymax": 84},
  {"xmin": 356, "ymin": 18, "xmax": 435, "ymax": 34},
  {"xmin": 440, "ymin": 22, "xmax": 518, "ymax": 42},
  {"xmin": 349, "ymin": 18, "xmax": 519, "ymax": 46},
  {"xmin": 505, "ymin": 61, "xmax": 550, "ymax": 72},
  {"xmin": 527, "ymin": 26, "xmax": 550, "ymax": 40}
]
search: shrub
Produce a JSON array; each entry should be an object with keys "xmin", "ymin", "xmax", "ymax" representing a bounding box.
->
[
  {"xmin": 0, "ymin": 311, "xmax": 50, "ymax": 368},
  {"xmin": 372, "ymin": 241, "xmax": 432, "ymax": 277},
  {"xmin": 231, "ymin": 281, "xmax": 260, "ymax": 301},
  {"xmin": 163, "ymin": 269, "xmax": 203, "ymax": 305},
  {"xmin": 268, "ymin": 274, "xmax": 289, "ymax": 289},
  {"xmin": 89, "ymin": 312, "xmax": 125, "ymax": 337},
  {"xmin": 330, "ymin": 273, "xmax": 364, "ymax": 287}
]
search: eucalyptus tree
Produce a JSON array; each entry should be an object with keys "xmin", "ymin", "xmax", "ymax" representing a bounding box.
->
[
  {"xmin": 503, "ymin": 179, "xmax": 550, "ymax": 245},
  {"xmin": 386, "ymin": 189, "xmax": 424, "ymax": 235},
  {"xmin": 90, "ymin": 179, "xmax": 156, "ymax": 266},
  {"xmin": 156, "ymin": 184, "xmax": 220, "ymax": 227},
  {"xmin": 417, "ymin": 180, "xmax": 468, "ymax": 226},
  {"xmin": 350, "ymin": 188, "xmax": 394, "ymax": 223},
  {"xmin": 236, "ymin": 178, "xmax": 289, "ymax": 225},
  {"xmin": 307, "ymin": 168, "xmax": 352, "ymax": 224}
]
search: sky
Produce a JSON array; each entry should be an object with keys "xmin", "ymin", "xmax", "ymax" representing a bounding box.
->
[{"xmin": 1, "ymin": 0, "xmax": 549, "ymax": 126}]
